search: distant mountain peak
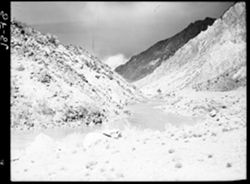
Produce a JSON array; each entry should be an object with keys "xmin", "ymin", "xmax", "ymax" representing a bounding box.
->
[{"xmin": 115, "ymin": 17, "xmax": 216, "ymax": 82}]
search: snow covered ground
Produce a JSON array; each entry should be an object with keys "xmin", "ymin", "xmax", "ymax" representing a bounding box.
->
[
  {"xmin": 11, "ymin": 87, "xmax": 246, "ymax": 181},
  {"xmin": 10, "ymin": 3, "xmax": 246, "ymax": 181}
]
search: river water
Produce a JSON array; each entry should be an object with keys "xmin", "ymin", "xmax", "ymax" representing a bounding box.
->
[
  {"xmin": 126, "ymin": 100, "xmax": 200, "ymax": 131},
  {"xmin": 11, "ymin": 100, "xmax": 201, "ymax": 151}
]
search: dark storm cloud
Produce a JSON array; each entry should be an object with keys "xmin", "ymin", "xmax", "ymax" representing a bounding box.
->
[{"xmin": 11, "ymin": 2, "xmax": 234, "ymax": 60}]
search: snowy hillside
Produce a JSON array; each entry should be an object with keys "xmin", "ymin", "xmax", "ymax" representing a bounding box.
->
[
  {"xmin": 11, "ymin": 20, "xmax": 143, "ymax": 130},
  {"xmin": 135, "ymin": 2, "xmax": 246, "ymax": 96}
]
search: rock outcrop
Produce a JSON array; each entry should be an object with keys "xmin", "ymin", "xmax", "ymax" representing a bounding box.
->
[{"xmin": 115, "ymin": 17, "xmax": 215, "ymax": 82}]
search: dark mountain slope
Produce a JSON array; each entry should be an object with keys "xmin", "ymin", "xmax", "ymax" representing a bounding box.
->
[{"xmin": 115, "ymin": 17, "xmax": 215, "ymax": 82}]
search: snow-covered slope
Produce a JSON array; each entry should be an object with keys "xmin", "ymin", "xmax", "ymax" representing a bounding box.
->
[
  {"xmin": 11, "ymin": 20, "xmax": 143, "ymax": 130},
  {"xmin": 135, "ymin": 2, "xmax": 246, "ymax": 96}
]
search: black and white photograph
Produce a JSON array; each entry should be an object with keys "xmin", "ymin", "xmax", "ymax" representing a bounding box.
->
[{"xmin": 10, "ymin": 1, "xmax": 246, "ymax": 181}]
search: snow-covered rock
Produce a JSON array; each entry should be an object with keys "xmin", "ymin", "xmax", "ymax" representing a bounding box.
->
[
  {"xmin": 83, "ymin": 129, "xmax": 122, "ymax": 148},
  {"xmin": 82, "ymin": 132, "xmax": 106, "ymax": 148},
  {"xmin": 23, "ymin": 133, "xmax": 56, "ymax": 161}
]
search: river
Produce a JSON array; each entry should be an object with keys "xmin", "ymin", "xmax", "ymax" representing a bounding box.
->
[{"xmin": 11, "ymin": 99, "xmax": 201, "ymax": 151}]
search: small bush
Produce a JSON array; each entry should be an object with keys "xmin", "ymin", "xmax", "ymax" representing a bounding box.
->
[
  {"xmin": 40, "ymin": 73, "xmax": 52, "ymax": 84},
  {"xmin": 47, "ymin": 34, "xmax": 59, "ymax": 46},
  {"xmin": 63, "ymin": 106, "xmax": 89, "ymax": 122}
]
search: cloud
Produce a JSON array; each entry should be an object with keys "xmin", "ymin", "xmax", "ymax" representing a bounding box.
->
[
  {"xmin": 102, "ymin": 54, "xmax": 128, "ymax": 70},
  {"xmin": 12, "ymin": 2, "xmax": 234, "ymax": 59}
]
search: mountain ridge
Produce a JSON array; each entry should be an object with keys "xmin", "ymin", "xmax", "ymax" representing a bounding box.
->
[
  {"xmin": 135, "ymin": 2, "xmax": 246, "ymax": 96},
  {"xmin": 115, "ymin": 17, "xmax": 215, "ymax": 82}
]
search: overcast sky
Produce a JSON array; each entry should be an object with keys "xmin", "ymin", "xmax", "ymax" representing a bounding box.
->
[{"xmin": 11, "ymin": 2, "xmax": 234, "ymax": 68}]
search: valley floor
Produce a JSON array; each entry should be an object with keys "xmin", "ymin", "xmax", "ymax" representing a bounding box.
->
[{"xmin": 11, "ymin": 87, "xmax": 246, "ymax": 181}]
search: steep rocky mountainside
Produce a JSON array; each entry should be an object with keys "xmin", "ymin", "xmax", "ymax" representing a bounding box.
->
[
  {"xmin": 115, "ymin": 17, "xmax": 215, "ymax": 82},
  {"xmin": 11, "ymin": 20, "xmax": 142, "ymax": 130},
  {"xmin": 135, "ymin": 2, "xmax": 246, "ymax": 96}
]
